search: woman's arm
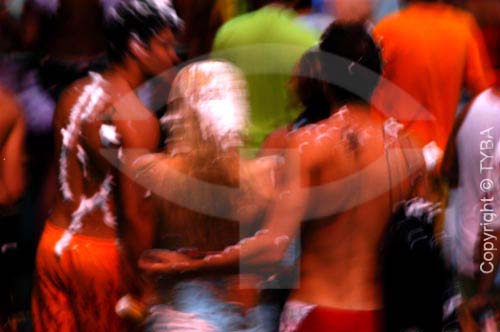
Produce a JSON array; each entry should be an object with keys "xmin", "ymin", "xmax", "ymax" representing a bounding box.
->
[{"xmin": 139, "ymin": 134, "xmax": 311, "ymax": 275}]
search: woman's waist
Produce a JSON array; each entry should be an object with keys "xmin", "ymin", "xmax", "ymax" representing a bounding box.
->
[{"xmin": 49, "ymin": 208, "xmax": 117, "ymax": 238}]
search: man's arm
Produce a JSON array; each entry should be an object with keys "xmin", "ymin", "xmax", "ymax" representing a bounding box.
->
[
  {"xmin": 112, "ymin": 101, "xmax": 160, "ymax": 290},
  {"xmin": 0, "ymin": 91, "xmax": 26, "ymax": 206}
]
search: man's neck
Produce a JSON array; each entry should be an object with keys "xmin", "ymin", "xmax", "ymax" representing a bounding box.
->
[{"xmin": 107, "ymin": 59, "xmax": 146, "ymax": 90}]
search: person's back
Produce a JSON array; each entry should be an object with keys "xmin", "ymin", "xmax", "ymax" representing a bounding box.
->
[
  {"xmin": 50, "ymin": 77, "xmax": 109, "ymax": 236},
  {"xmin": 213, "ymin": 3, "xmax": 319, "ymax": 148},
  {"xmin": 49, "ymin": 73, "xmax": 157, "ymax": 238},
  {"xmin": 272, "ymin": 23, "xmax": 426, "ymax": 332},
  {"xmin": 373, "ymin": 1, "xmax": 494, "ymax": 151},
  {"xmin": 279, "ymin": 105, "xmax": 422, "ymax": 332}
]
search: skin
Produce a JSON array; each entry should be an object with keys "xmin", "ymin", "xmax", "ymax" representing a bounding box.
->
[
  {"xmin": 140, "ymin": 103, "xmax": 427, "ymax": 310},
  {"xmin": 50, "ymin": 27, "xmax": 178, "ymax": 294},
  {"xmin": 0, "ymin": 87, "xmax": 26, "ymax": 206}
]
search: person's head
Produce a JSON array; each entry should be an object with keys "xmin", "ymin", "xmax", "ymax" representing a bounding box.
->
[
  {"xmin": 164, "ymin": 60, "xmax": 248, "ymax": 157},
  {"xmin": 105, "ymin": 0, "xmax": 183, "ymax": 75},
  {"xmin": 318, "ymin": 21, "xmax": 382, "ymax": 108}
]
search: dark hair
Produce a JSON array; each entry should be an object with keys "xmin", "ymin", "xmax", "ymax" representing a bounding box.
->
[
  {"xmin": 104, "ymin": 0, "xmax": 183, "ymax": 63},
  {"xmin": 293, "ymin": 0, "xmax": 312, "ymax": 10},
  {"xmin": 173, "ymin": 0, "xmax": 223, "ymax": 59},
  {"xmin": 291, "ymin": 49, "xmax": 331, "ymax": 126},
  {"xmin": 319, "ymin": 22, "xmax": 382, "ymax": 106}
]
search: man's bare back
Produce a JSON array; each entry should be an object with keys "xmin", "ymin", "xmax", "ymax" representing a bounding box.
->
[
  {"xmin": 50, "ymin": 74, "xmax": 160, "ymax": 239},
  {"xmin": 286, "ymin": 105, "xmax": 423, "ymax": 310}
]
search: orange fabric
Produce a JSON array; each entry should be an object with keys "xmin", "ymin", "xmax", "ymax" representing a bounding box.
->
[
  {"xmin": 372, "ymin": 3, "xmax": 495, "ymax": 150},
  {"xmin": 32, "ymin": 222, "xmax": 130, "ymax": 332}
]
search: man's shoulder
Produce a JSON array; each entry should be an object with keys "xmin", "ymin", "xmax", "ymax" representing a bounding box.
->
[
  {"xmin": 286, "ymin": 117, "xmax": 344, "ymax": 156},
  {"xmin": 55, "ymin": 73, "xmax": 110, "ymax": 125},
  {"xmin": 58, "ymin": 74, "xmax": 103, "ymax": 106}
]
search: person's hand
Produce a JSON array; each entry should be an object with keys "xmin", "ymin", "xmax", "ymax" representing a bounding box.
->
[{"xmin": 138, "ymin": 250, "xmax": 196, "ymax": 275}]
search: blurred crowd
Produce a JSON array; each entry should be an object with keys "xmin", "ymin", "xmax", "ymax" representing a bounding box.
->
[{"xmin": 0, "ymin": 0, "xmax": 499, "ymax": 331}]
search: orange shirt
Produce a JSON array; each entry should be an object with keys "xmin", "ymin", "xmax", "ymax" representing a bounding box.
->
[{"xmin": 372, "ymin": 3, "xmax": 495, "ymax": 150}]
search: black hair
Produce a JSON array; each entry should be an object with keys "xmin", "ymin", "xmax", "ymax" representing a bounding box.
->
[
  {"xmin": 319, "ymin": 22, "xmax": 382, "ymax": 106},
  {"xmin": 293, "ymin": 0, "xmax": 312, "ymax": 11},
  {"xmin": 104, "ymin": 0, "xmax": 183, "ymax": 63},
  {"xmin": 291, "ymin": 49, "xmax": 331, "ymax": 126}
]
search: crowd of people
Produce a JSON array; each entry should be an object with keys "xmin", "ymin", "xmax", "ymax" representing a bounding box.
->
[{"xmin": 0, "ymin": 0, "xmax": 499, "ymax": 331}]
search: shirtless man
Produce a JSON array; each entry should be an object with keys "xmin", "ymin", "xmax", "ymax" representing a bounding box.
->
[
  {"xmin": 31, "ymin": 1, "xmax": 182, "ymax": 331},
  {"xmin": 140, "ymin": 22, "xmax": 426, "ymax": 332}
]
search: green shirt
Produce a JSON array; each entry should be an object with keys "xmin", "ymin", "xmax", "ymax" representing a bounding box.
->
[{"xmin": 212, "ymin": 5, "xmax": 319, "ymax": 150}]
